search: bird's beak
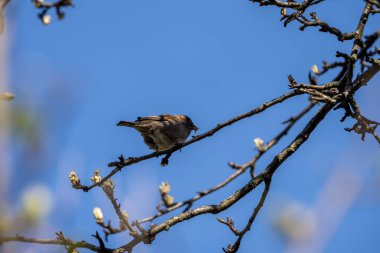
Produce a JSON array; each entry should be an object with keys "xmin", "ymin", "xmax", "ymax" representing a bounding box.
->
[{"xmin": 193, "ymin": 125, "xmax": 199, "ymax": 132}]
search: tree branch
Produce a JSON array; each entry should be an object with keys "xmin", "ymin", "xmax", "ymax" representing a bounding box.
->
[
  {"xmin": 1, "ymin": 1, "xmax": 379, "ymax": 253},
  {"xmin": 0, "ymin": 232, "xmax": 106, "ymax": 253},
  {"xmin": 133, "ymin": 101, "xmax": 316, "ymax": 226},
  {"xmin": 250, "ymin": 0, "xmax": 357, "ymax": 41},
  {"xmin": 148, "ymin": 102, "xmax": 335, "ymax": 240},
  {"xmin": 76, "ymin": 90, "xmax": 300, "ymax": 192}
]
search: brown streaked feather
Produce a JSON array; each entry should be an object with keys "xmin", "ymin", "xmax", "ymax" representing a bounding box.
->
[
  {"xmin": 136, "ymin": 114, "xmax": 171, "ymax": 122},
  {"xmin": 142, "ymin": 135, "xmax": 157, "ymax": 151}
]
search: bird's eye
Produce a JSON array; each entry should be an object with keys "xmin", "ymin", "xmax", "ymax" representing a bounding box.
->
[{"xmin": 186, "ymin": 118, "xmax": 193, "ymax": 126}]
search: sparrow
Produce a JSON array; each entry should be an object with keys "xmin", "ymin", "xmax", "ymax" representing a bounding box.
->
[{"xmin": 117, "ymin": 114, "xmax": 198, "ymax": 152}]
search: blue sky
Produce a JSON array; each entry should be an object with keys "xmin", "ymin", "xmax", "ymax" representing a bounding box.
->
[{"xmin": 2, "ymin": 0, "xmax": 380, "ymax": 253}]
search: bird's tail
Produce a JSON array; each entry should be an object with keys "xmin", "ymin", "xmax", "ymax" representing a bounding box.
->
[{"xmin": 117, "ymin": 121, "xmax": 136, "ymax": 127}]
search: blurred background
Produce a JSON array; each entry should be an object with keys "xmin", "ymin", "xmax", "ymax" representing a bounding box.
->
[{"xmin": 0, "ymin": 0, "xmax": 380, "ymax": 252}]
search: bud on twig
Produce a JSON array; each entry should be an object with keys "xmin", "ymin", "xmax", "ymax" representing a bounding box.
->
[
  {"xmin": 281, "ymin": 8, "xmax": 287, "ymax": 16},
  {"xmin": 159, "ymin": 182, "xmax": 175, "ymax": 207},
  {"xmin": 163, "ymin": 195, "xmax": 174, "ymax": 206},
  {"xmin": 254, "ymin": 138, "xmax": 265, "ymax": 151},
  {"xmin": 311, "ymin": 64, "xmax": 320, "ymax": 74},
  {"xmin": 159, "ymin": 182, "xmax": 171, "ymax": 195},
  {"xmin": 69, "ymin": 171, "xmax": 80, "ymax": 187},
  {"xmin": 42, "ymin": 15, "xmax": 51, "ymax": 25},
  {"xmin": 93, "ymin": 207, "xmax": 104, "ymax": 224},
  {"xmin": 91, "ymin": 169, "xmax": 102, "ymax": 183},
  {"xmin": 33, "ymin": 0, "xmax": 44, "ymax": 8}
]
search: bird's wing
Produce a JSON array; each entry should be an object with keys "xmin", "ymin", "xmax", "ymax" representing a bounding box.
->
[
  {"xmin": 133, "ymin": 114, "xmax": 172, "ymax": 134},
  {"xmin": 136, "ymin": 114, "xmax": 171, "ymax": 122}
]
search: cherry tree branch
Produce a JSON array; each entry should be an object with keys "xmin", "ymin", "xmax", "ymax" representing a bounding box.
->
[
  {"xmin": 131, "ymin": 101, "xmax": 316, "ymax": 226},
  {"xmin": 74, "ymin": 90, "xmax": 300, "ymax": 192},
  {"xmin": 144, "ymin": 102, "xmax": 335, "ymax": 243},
  {"xmin": 0, "ymin": 232, "xmax": 107, "ymax": 253},
  {"xmin": 120, "ymin": 53, "xmax": 380, "ymax": 251},
  {"xmin": 250, "ymin": 0, "xmax": 357, "ymax": 41},
  {"xmin": 1, "ymin": 1, "xmax": 379, "ymax": 253}
]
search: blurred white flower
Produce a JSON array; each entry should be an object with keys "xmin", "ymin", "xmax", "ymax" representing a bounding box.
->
[
  {"xmin": 21, "ymin": 184, "xmax": 53, "ymax": 224},
  {"xmin": 273, "ymin": 201, "xmax": 317, "ymax": 242},
  {"xmin": 0, "ymin": 92, "xmax": 15, "ymax": 101}
]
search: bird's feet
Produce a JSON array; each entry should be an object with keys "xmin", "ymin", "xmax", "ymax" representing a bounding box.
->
[
  {"xmin": 174, "ymin": 143, "xmax": 183, "ymax": 152},
  {"xmin": 161, "ymin": 153, "xmax": 172, "ymax": 166}
]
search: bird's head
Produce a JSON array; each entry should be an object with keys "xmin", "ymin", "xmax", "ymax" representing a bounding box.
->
[{"xmin": 182, "ymin": 115, "xmax": 198, "ymax": 132}]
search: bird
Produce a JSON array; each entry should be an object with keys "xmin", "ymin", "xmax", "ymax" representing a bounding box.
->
[{"xmin": 117, "ymin": 114, "xmax": 198, "ymax": 152}]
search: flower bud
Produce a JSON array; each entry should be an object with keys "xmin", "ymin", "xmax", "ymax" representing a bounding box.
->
[
  {"xmin": 34, "ymin": 0, "xmax": 44, "ymax": 8},
  {"xmin": 69, "ymin": 171, "xmax": 80, "ymax": 187},
  {"xmin": 42, "ymin": 15, "xmax": 51, "ymax": 25},
  {"xmin": 311, "ymin": 64, "xmax": 320, "ymax": 74},
  {"xmin": 159, "ymin": 182, "xmax": 171, "ymax": 195},
  {"xmin": 93, "ymin": 207, "xmax": 104, "ymax": 224},
  {"xmin": 163, "ymin": 195, "xmax": 174, "ymax": 207},
  {"xmin": 91, "ymin": 169, "xmax": 101, "ymax": 183},
  {"xmin": 254, "ymin": 138, "xmax": 265, "ymax": 151}
]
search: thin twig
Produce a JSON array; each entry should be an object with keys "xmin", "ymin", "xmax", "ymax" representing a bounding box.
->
[
  {"xmin": 223, "ymin": 178, "xmax": 271, "ymax": 253},
  {"xmin": 0, "ymin": 233, "xmax": 105, "ymax": 252},
  {"xmin": 250, "ymin": 0, "xmax": 356, "ymax": 41},
  {"xmin": 101, "ymin": 180, "xmax": 138, "ymax": 237}
]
